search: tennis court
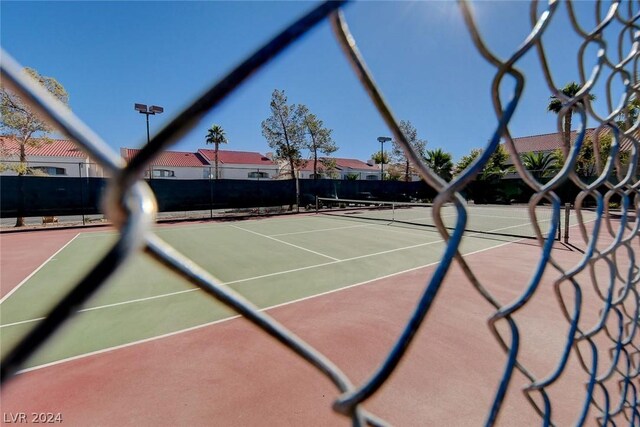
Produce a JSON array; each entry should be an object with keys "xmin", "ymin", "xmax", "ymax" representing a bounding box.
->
[
  {"xmin": 1, "ymin": 207, "xmax": 621, "ymax": 425},
  {"xmin": 2, "ymin": 207, "xmax": 581, "ymax": 370}
]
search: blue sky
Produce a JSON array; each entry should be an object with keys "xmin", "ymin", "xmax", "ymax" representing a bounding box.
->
[{"xmin": 1, "ymin": 1, "xmax": 631, "ymax": 163}]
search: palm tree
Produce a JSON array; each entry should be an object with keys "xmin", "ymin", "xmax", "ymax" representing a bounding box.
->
[
  {"xmin": 521, "ymin": 151, "xmax": 559, "ymax": 179},
  {"xmin": 547, "ymin": 82, "xmax": 595, "ymax": 159},
  {"xmin": 424, "ymin": 148, "xmax": 453, "ymax": 181},
  {"xmin": 205, "ymin": 124, "xmax": 227, "ymax": 179}
]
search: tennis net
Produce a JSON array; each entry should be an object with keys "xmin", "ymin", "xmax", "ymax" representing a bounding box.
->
[{"xmin": 316, "ymin": 197, "xmax": 566, "ymax": 241}]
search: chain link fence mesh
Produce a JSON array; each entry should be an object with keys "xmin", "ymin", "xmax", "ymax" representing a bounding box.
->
[{"xmin": 1, "ymin": 1, "xmax": 639, "ymax": 425}]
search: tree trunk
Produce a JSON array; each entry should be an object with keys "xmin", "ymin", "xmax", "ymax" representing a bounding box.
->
[
  {"xmin": 15, "ymin": 142, "xmax": 26, "ymax": 227},
  {"xmin": 313, "ymin": 152, "xmax": 318, "ymax": 180},
  {"xmin": 593, "ymin": 132, "xmax": 602, "ymax": 176},
  {"xmin": 562, "ymin": 112, "xmax": 572, "ymax": 160},
  {"xmin": 289, "ymin": 158, "xmax": 296, "ymax": 211},
  {"xmin": 405, "ymin": 160, "xmax": 410, "ymax": 182},
  {"xmin": 214, "ymin": 142, "xmax": 219, "ymax": 180}
]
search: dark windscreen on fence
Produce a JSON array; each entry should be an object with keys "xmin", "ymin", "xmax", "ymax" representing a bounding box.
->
[
  {"xmin": 1, "ymin": 176, "xmax": 299, "ymax": 217},
  {"xmin": 0, "ymin": 175, "xmax": 615, "ymax": 219}
]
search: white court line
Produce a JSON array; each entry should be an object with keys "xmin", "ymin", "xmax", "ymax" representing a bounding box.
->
[
  {"xmin": 0, "ymin": 233, "xmax": 80, "ymax": 304},
  {"xmin": 15, "ymin": 236, "xmax": 522, "ymax": 376},
  {"xmin": 0, "ymin": 288, "xmax": 201, "ymax": 329},
  {"xmin": 1, "ymin": 214, "xmax": 588, "ymax": 327},
  {"xmin": 12, "ymin": 233, "xmax": 445, "ymax": 326},
  {"xmin": 271, "ymin": 223, "xmax": 371, "ymax": 237},
  {"xmin": 0, "ymin": 219, "xmax": 530, "ymax": 329},
  {"xmin": 229, "ymin": 224, "xmax": 340, "ymax": 261},
  {"xmin": 0, "ymin": 316, "xmax": 45, "ymax": 328},
  {"xmin": 74, "ymin": 214, "xmax": 334, "ymax": 239}
]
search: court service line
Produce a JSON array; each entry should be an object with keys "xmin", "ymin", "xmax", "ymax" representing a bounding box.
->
[
  {"xmin": 0, "ymin": 233, "xmax": 80, "ymax": 304},
  {"xmin": 270, "ymin": 223, "xmax": 371, "ymax": 237},
  {"xmin": 74, "ymin": 214, "xmax": 333, "ymax": 239},
  {"xmin": 15, "ymin": 235, "xmax": 523, "ymax": 376},
  {"xmin": 1, "ymin": 235, "xmax": 445, "ymax": 329},
  {"xmin": 0, "ymin": 219, "xmax": 530, "ymax": 328},
  {"xmin": 0, "ymin": 288, "xmax": 201, "ymax": 329},
  {"xmin": 229, "ymin": 224, "xmax": 340, "ymax": 261}
]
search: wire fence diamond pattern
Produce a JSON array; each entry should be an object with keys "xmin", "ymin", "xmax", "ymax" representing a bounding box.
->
[{"xmin": 1, "ymin": 1, "xmax": 639, "ymax": 426}]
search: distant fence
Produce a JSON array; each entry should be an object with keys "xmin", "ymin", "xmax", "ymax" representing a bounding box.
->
[
  {"xmin": 0, "ymin": 175, "xmax": 435, "ymax": 218},
  {"xmin": 0, "ymin": 175, "xmax": 620, "ymax": 219}
]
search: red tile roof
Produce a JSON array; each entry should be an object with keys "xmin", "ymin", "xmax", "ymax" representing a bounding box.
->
[
  {"xmin": 508, "ymin": 129, "xmax": 593, "ymax": 153},
  {"xmin": 122, "ymin": 148, "xmax": 208, "ymax": 167},
  {"xmin": 197, "ymin": 149, "xmax": 275, "ymax": 166},
  {"xmin": 507, "ymin": 128, "xmax": 636, "ymax": 153},
  {"xmin": 296, "ymin": 160, "xmax": 321, "ymax": 172},
  {"xmin": 333, "ymin": 157, "xmax": 378, "ymax": 170},
  {"xmin": 513, "ymin": 128, "xmax": 633, "ymax": 153},
  {"xmin": 0, "ymin": 136, "xmax": 87, "ymax": 158}
]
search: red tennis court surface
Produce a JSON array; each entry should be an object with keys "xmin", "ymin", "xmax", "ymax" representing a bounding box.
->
[{"xmin": 0, "ymin": 221, "xmax": 634, "ymax": 426}]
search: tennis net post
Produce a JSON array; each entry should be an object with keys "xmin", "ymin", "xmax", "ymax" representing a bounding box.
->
[{"xmin": 563, "ymin": 203, "xmax": 570, "ymax": 243}]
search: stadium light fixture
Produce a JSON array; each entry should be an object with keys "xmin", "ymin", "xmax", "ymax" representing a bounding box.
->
[
  {"xmin": 134, "ymin": 103, "xmax": 164, "ymax": 145},
  {"xmin": 377, "ymin": 136, "xmax": 391, "ymax": 180}
]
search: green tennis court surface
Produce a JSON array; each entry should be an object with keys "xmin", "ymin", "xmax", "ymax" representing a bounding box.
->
[{"xmin": 0, "ymin": 211, "xmax": 590, "ymax": 371}]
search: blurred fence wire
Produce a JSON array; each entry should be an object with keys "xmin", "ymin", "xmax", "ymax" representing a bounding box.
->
[{"xmin": 1, "ymin": 1, "xmax": 639, "ymax": 425}]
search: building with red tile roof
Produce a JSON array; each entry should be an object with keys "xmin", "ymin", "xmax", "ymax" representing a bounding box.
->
[
  {"xmin": 0, "ymin": 136, "xmax": 104, "ymax": 177},
  {"xmin": 508, "ymin": 129, "xmax": 597, "ymax": 154},
  {"xmin": 279, "ymin": 156, "xmax": 382, "ymax": 180},
  {"xmin": 502, "ymin": 127, "xmax": 637, "ymax": 178},
  {"xmin": 197, "ymin": 149, "xmax": 275, "ymax": 166},
  {"xmin": 119, "ymin": 147, "xmax": 278, "ymax": 179},
  {"xmin": 121, "ymin": 148, "xmax": 208, "ymax": 168},
  {"xmin": 120, "ymin": 148, "xmax": 210, "ymax": 179},
  {"xmin": 197, "ymin": 149, "xmax": 278, "ymax": 179},
  {"xmin": 508, "ymin": 127, "xmax": 635, "ymax": 154}
]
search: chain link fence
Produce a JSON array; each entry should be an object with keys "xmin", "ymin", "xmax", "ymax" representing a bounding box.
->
[{"xmin": 1, "ymin": 1, "xmax": 639, "ymax": 425}]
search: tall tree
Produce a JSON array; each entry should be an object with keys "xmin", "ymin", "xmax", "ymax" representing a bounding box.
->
[
  {"xmin": 454, "ymin": 148, "xmax": 482, "ymax": 176},
  {"xmin": 205, "ymin": 124, "xmax": 227, "ymax": 179},
  {"xmin": 424, "ymin": 148, "xmax": 453, "ymax": 181},
  {"xmin": 480, "ymin": 145, "xmax": 513, "ymax": 180},
  {"xmin": 319, "ymin": 157, "xmax": 339, "ymax": 179},
  {"xmin": 299, "ymin": 106, "xmax": 337, "ymax": 179},
  {"xmin": 392, "ymin": 120, "xmax": 427, "ymax": 182},
  {"xmin": 0, "ymin": 67, "xmax": 69, "ymax": 226},
  {"xmin": 617, "ymin": 96, "xmax": 639, "ymax": 132},
  {"xmin": 261, "ymin": 89, "xmax": 305, "ymax": 179},
  {"xmin": 371, "ymin": 151, "xmax": 390, "ymax": 179},
  {"xmin": 553, "ymin": 133, "xmax": 628, "ymax": 178},
  {"xmin": 453, "ymin": 146, "xmax": 512, "ymax": 179},
  {"xmin": 547, "ymin": 82, "xmax": 595, "ymax": 159}
]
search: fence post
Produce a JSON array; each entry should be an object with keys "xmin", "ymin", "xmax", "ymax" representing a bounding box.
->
[
  {"xmin": 78, "ymin": 162, "xmax": 86, "ymax": 225},
  {"xmin": 209, "ymin": 167, "xmax": 214, "ymax": 219},
  {"xmin": 295, "ymin": 173, "xmax": 300, "ymax": 213},
  {"xmin": 564, "ymin": 203, "xmax": 570, "ymax": 243}
]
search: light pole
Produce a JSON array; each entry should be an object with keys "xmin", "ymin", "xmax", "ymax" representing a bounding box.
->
[
  {"xmin": 134, "ymin": 103, "xmax": 164, "ymax": 144},
  {"xmin": 377, "ymin": 136, "xmax": 391, "ymax": 180}
]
